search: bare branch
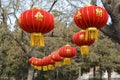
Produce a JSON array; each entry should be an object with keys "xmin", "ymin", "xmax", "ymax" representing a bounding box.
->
[
  {"xmin": 48, "ymin": 0, "xmax": 58, "ymax": 12},
  {"xmin": 91, "ymin": 0, "xmax": 97, "ymax": 5},
  {"xmin": 66, "ymin": 0, "xmax": 79, "ymax": 9}
]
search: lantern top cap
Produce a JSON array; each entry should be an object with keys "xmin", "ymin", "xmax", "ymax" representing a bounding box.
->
[
  {"xmin": 80, "ymin": 30, "xmax": 85, "ymax": 32},
  {"xmin": 84, "ymin": 4, "xmax": 93, "ymax": 7},
  {"xmin": 31, "ymin": 7, "xmax": 42, "ymax": 10},
  {"xmin": 65, "ymin": 44, "xmax": 70, "ymax": 46}
]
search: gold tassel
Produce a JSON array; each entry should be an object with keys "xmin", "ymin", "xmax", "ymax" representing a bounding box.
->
[
  {"xmin": 85, "ymin": 27, "xmax": 98, "ymax": 40},
  {"xmin": 63, "ymin": 58, "xmax": 71, "ymax": 65},
  {"xmin": 48, "ymin": 65, "xmax": 54, "ymax": 70},
  {"xmin": 80, "ymin": 46, "xmax": 89, "ymax": 55},
  {"xmin": 36, "ymin": 66, "xmax": 42, "ymax": 70},
  {"xmin": 43, "ymin": 66, "xmax": 48, "ymax": 71},
  {"xmin": 30, "ymin": 33, "xmax": 45, "ymax": 47},
  {"xmin": 55, "ymin": 62, "xmax": 62, "ymax": 67}
]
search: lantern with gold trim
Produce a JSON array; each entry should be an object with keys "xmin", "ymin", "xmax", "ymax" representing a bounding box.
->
[
  {"xmin": 42, "ymin": 57, "xmax": 49, "ymax": 71},
  {"xmin": 18, "ymin": 7, "xmax": 54, "ymax": 47},
  {"xmin": 58, "ymin": 44, "xmax": 77, "ymax": 65},
  {"xmin": 46, "ymin": 55, "xmax": 55, "ymax": 70},
  {"xmin": 74, "ymin": 5, "xmax": 108, "ymax": 40},
  {"xmin": 29, "ymin": 57, "xmax": 41, "ymax": 70},
  {"xmin": 72, "ymin": 30, "xmax": 95, "ymax": 55},
  {"xmin": 51, "ymin": 51, "xmax": 63, "ymax": 67}
]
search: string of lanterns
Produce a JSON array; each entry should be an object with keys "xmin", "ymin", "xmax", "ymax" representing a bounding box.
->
[{"xmin": 18, "ymin": 4, "xmax": 108, "ymax": 71}]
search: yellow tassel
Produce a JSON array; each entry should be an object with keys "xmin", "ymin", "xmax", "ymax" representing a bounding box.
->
[
  {"xmin": 63, "ymin": 58, "xmax": 71, "ymax": 65},
  {"xmin": 85, "ymin": 27, "xmax": 98, "ymax": 40},
  {"xmin": 48, "ymin": 65, "xmax": 54, "ymax": 70},
  {"xmin": 30, "ymin": 33, "xmax": 45, "ymax": 47},
  {"xmin": 43, "ymin": 66, "xmax": 48, "ymax": 71},
  {"xmin": 80, "ymin": 46, "xmax": 89, "ymax": 55},
  {"xmin": 36, "ymin": 66, "xmax": 42, "ymax": 70},
  {"xmin": 33, "ymin": 66, "xmax": 42, "ymax": 70},
  {"xmin": 55, "ymin": 62, "xmax": 62, "ymax": 67}
]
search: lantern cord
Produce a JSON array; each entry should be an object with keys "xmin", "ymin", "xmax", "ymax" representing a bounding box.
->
[
  {"xmin": 30, "ymin": 33, "xmax": 45, "ymax": 47},
  {"xmin": 63, "ymin": 58, "xmax": 71, "ymax": 65},
  {"xmin": 80, "ymin": 46, "xmax": 89, "ymax": 55},
  {"xmin": 85, "ymin": 27, "xmax": 98, "ymax": 40}
]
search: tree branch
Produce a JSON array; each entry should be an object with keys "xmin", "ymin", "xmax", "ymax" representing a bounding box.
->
[
  {"xmin": 91, "ymin": 0, "xmax": 97, "ymax": 5},
  {"xmin": 48, "ymin": 0, "xmax": 58, "ymax": 12}
]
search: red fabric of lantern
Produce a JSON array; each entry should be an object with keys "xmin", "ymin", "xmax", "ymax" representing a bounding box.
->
[
  {"xmin": 18, "ymin": 8, "xmax": 54, "ymax": 47},
  {"xmin": 74, "ymin": 5, "xmax": 108, "ymax": 40},
  {"xmin": 58, "ymin": 44, "xmax": 77, "ymax": 65},
  {"xmin": 51, "ymin": 51, "xmax": 63, "ymax": 67},
  {"xmin": 72, "ymin": 30, "xmax": 95, "ymax": 55},
  {"xmin": 46, "ymin": 55, "xmax": 55, "ymax": 70}
]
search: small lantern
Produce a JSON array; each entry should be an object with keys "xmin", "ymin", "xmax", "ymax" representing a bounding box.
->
[
  {"xmin": 72, "ymin": 30, "xmax": 95, "ymax": 55},
  {"xmin": 46, "ymin": 55, "xmax": 55, "ymax": 70},
  {"xmin": 58, "ymin": 44, "xmax": 77, "ymax": 65},
  {"xmin": 51, "ymin": 51, "xmax": 63, "ymax": 67},
  {"xmin": 42, "ymin": 57, "xmax": 49, "ymax": 71}
]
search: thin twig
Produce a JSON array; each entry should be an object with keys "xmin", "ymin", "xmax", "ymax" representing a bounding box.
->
[{"xmin": 48, "ymin": 0, "xmax": 58, "ymax": 12}]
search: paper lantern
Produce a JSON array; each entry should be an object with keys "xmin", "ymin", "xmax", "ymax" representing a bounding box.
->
[
  {"xmin": 74, "ymin": 5, "xmax": 108, "ymax": 40},
  {"xmin": 51, "ymin": 51, "xmax": 63, "ymax": 67},
  {"xmin": 42, "ymin": 57, "xmax": 49, "ymax": 71},
  {"xmin": 46, "ymin": 55, "xmax": 55, "ymax": 70},
  {"xmin": 72, "ymin": 30, "xmax": 95, "ymax": 55},
  {"xmin": 58, "ymin": 44, "xmax": 77, "ymax": 65},
  {"xmin": 18, "ymin": 7, "xmax": 54, "ymax": 47}
]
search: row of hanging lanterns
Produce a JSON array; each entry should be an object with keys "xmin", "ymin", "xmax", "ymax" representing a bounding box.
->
[
  {"xmin": 18, "ymin": 4, "xmax": 108, "ymax": 71},
  {"xmin": 28, "ymin": 45, "xmax": 77, "ymax": 71}
]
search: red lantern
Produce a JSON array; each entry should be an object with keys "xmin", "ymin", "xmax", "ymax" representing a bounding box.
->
[
  {"xmin": 29, "ymin": 57, "xmax": 42, "ymax": 70},
  {"xmin": 58, "ymin": 44, "xmax": 77, "ymax": 65},
  {"xmin": 18, "ymin": 7, "xmax": 54, "ymax": 47},
  {"xmin": 51, "ymin": 51, "xmax": 63, "ymax": 67},
  {"xmin": 30, "ymin": 57, "xmax": 38, "ymax": 66},
  {"xmin": 72, "ymin": 30, "xmax": 95, "ymax": 55},
  {"xmin": 46, "ymin": 55, "xmax": 55, "ymax": 70},
  {"xmin": 42, "ymin": 57, "xmax": 49, "ymax": 71},
  {"xmin": 34, "ymin": 59, "xmax": 43, "ymax": 70},
  {"xmin": 28, "ymin": 57, "xmax": 35, "ymax": 64},
  {"xmin": 74, "ymin": 5, "xmax": 108, "ymax": 40}
]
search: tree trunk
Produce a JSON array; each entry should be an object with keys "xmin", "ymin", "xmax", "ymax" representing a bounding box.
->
[
  {"xmin": 27, "ymin": 66, "xmax": 34, "ymax": 80},
  {"xmin": 101, "ymin": 0, "xmax": 120, "ymax": 44},
  {"xmin": 107, "ymin": 70, "xmax": 112, "ymax": 80},
  {"xmin": 93, "ymin": 66, "xmax": 96, "ymax": 79},
  {"xmin": 99, "ymin": 66, "xmax": 103, "ymax": 80}
]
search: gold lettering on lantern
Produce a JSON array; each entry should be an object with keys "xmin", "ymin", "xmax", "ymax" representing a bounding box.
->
[
  {"xmin": 96, "ymin": 8, "xmax": 102, "ymax": 17},
  {"xmin": 79, "ymin": 34, "xmax": 84, "ymax": 40},
  {"xmin": 76, "ymin": 11, "xmax": 82, "ymax": 19},
  {"xmin": 66, "ymin": 49, "xmax": 71, "ymax": 54},
  {"xmin": 35, "ymin": 12, "xmax": 43, "ymax": 21}
]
